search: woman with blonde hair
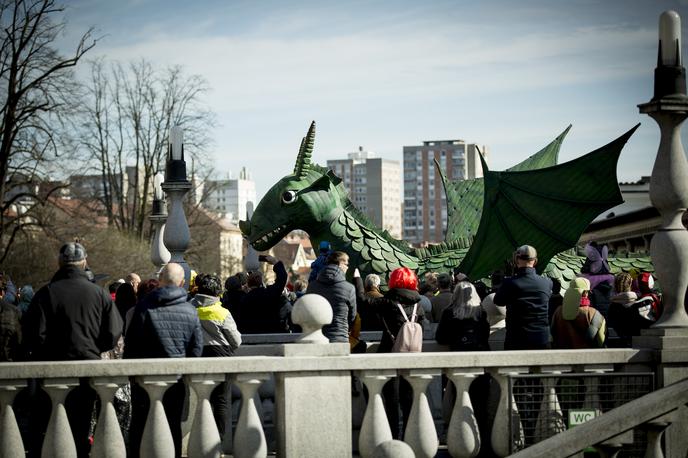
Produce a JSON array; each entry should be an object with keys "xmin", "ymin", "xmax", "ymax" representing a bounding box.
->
[{"xmin": 435, "ymin": 280, "xmax": 490, "ymax": 351}]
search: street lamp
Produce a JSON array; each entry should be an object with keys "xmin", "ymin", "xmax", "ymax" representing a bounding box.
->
[
  {"xmin": 162, "ymin": 126, "xmax": 193, "ymax": 285},
  {"xmin": 638, "ymin": 10, "xmax": 688, "ymax": 328},
  {"xmin": 150, "ymin": 171, "xmax": 171, "ymax": 275}
]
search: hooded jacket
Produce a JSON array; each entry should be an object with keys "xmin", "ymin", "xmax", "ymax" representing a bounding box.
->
[
  {"xmin": 24, "ymin": 265, "xmax": 123, "ymax": 361},
  {"xmin": 551, "ymin": 277, "xmax": 606, "ymax": 349},
  {"xmin": 124, "ymin": 285, "xmax": 203, "ymax": 359},
  {"xmin": 306, "ymin": 264, "xmax": 357, "ymax": 343},
  {"xmin": 191, "ymin": 293, "xmax": 241, "ymax": 356}
]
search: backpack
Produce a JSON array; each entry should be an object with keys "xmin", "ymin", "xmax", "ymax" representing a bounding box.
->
[{"xmin": 391, "ymin": 303, "xmax": 423, "ymax": 353}]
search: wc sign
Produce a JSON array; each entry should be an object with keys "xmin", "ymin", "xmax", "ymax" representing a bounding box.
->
[{"xmin": 568, "ymin": 409, "xmax": 600, "ymax": 426}]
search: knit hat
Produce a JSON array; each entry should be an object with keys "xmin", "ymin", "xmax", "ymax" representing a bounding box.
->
[
  {"xmin": 59, "ymin": 242, "xmax": 87, "ymax": 263},
  {"xmin": 562, "ymin": 277, "xmax": 591, "ymax": 320},
  {"xmin": 515, "ymin": 245, "xmax": 537, "ymax": 260}
]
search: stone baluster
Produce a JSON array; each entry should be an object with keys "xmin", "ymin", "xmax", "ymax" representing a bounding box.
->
[
  {"xmin": 445, "ymin": 369, "xmax": 482, "ymax": 458},
  {"xmin": 233, "ymin": 373, "xmax": 269, "ymax": 458},
  {"xmin": 91, "ymin": 377, "xmax": 128, "ymax": 458},
  {"xmin": 185, "ymin": 374, "xmax": 224, "ymax": 458},
  {"xmin": 643, "ymin": 412, "xmax": 674, "ymax": 458},
  {"xmin": 402, "ymin": 369, "xmax": 439, "ymax": 458},
  {"xmin": 489, "ymin": 368, "xmax": 526, "ymax": 457},
  {"xmin": 0, "ymin": 381, "xmax": 26, "ymax": 457},
  {"xmin": 41, "ymin": 378, "xmax": 79, "ymax": 458},
  {"xmin": 137, "ymin": 376, "xmax": 179, "ymax": 458},
  {"xmin": 533, "ymin": 371, "xmax": 566, "ymax": 443},
  {"xmin": 583, "ymin": 367, "xmax": 611, "ymax": 412},
  {"xmin": 357, "ymin": 370, "xmax": 395, "ymax": 458}
]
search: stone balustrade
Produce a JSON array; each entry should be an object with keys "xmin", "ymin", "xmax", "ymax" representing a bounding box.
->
[{"xmin": 0, "ymin": 348, "xmax": 658, "ymax": 457}]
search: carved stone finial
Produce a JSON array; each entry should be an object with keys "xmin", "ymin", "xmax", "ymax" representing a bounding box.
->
[{"xmin": 291, "ymin": 293, "xmax": 332, "ymax": 343}]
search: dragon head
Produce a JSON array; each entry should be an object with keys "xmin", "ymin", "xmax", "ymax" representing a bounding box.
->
[{"xmin": 239, "ymin": 121, "xmax": 345, "ymax": 251}]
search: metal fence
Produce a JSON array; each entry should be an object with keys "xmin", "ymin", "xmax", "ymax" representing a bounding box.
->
[{"xmin": 508, "ymin": 372, "xmax": 655, "ymax": 456}]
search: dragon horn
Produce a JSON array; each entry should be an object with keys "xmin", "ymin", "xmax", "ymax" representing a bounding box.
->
[{"xmin": 293, "ymin": 121, "xmax": 316, "ymax": 179}]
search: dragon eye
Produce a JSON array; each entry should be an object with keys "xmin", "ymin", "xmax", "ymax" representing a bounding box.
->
[{"xmin": 281, "ymin": 190, "xmax": 298, "ymax": 204}]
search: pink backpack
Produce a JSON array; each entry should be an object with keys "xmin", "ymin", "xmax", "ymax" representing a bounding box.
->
[{"xmin": 391, "ymin": 303, "xmax": 423, "ymax": 352}]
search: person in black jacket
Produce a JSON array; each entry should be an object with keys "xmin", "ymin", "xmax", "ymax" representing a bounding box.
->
[
  {"xmin": 493, "ymin": 245, "xmax": 552, "ymax": 350},
  {"xmin": 237, "ymin": 256, "xmax": 289, "ymax": 333},
  {"xmin": 124, "ymin": 262, "xmax": 203, "ymax": 458},
  {"xmin": 306, "ymin": 251, "xmax": 357, "ymax": 343},
  {"xmin": 23, "ymin": 242, "xmax": 123, "ymax": 457}
]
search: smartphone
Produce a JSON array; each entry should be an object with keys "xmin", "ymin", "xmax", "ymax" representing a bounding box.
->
[{"xmin": 258, "ymin": 255, "xmax": 268, "ymax": 262}]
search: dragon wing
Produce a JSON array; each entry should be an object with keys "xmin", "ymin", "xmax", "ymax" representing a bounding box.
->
[
  {"xmin": 441, "ymin": 125, "xmax": 571, "ymax": 243},
  {"xmin": 457, "ymin": 124, "xmax": 639, "ymax": 281}
]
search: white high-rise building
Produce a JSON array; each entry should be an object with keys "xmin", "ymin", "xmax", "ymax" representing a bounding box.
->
[
  {"xmin": 403, "ymin": 139, "xmax": 488, "ymax": 244},
  {"xmin": 327, "ymin": 147, "xmax": 402, "ymax": 239},
  {"xmin": 204, "ymin": 167, "xmax": 256, "ymax": 223}
]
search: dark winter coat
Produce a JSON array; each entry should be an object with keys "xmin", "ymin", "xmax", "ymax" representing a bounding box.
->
[
  {"xmin": 23, "ymin": 266, "xmax": 123, "ymax": 361},
  {"xmin": 435, "ymin": 308, "xmax": 490, "ymax": 351},
  {"xmin": 353, "ymin": 276, "xmax": 384, "ymax": 331},
  {"xmin": 306, "ymin": 264, "xmax": 357, "ymax": 343},
  {"xmin": 124, "ymin": 285, "xmax": 203, "ymax": 359},
  {"xmin": 237, "ymin": 261, "xmax": 288, "ymax": 334},
  {"xmin": 369, "ymin": 288, "xmax": 424, "ymax": 353},
  {"xmin": 0, "ymin": 298, "xmax": 21, "ymax": 361},
  {"xmin": 494, "ymin": 267, "xmax": 552, "ymax": 350}
]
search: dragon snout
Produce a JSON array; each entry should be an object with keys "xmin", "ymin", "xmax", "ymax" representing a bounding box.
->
[{"xmin": 239, "ymin": 219, "xmax": 250, "ymax": 236}]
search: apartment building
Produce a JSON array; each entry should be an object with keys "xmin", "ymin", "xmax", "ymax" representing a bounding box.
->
[
  {"xmin": 327, "ymin": 147, "xmax": 402, "ymax": 239},
  {"xmin": 403, "ymin": 140, "xmax": 487, "ymax": 244}
]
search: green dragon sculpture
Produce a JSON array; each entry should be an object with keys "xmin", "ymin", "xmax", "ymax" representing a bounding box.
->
[{"xmin": 239, "ymin": 122, "xmax": 653, "ymax": 284}]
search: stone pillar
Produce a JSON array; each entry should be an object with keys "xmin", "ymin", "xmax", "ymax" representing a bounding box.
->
[
  {"xmin": 401, "ymin": 370, "xmax": 439, "ymax": 458},
  {"xmin": 275, "ymin": 293, "xmax": 351, "ymax": 457},
  {"xmin": 357, "ymin": 370, "xmax": 395, "ymax": 458},
  {"xmin": 162, "ymin": 126, "xmax": 192, "ymax": 285},
  {"xmin": 233, "ymin": 373, "xmax": 269, "ymax": 458},
  {"xmin": 137, "ymin": 376, "xmax": 179, "ymax": 458},
  {"xmin": 91, "ymin": 377, "xmax": 128, "ymax": 458},
  {"xmin": 150, "ymin": 171, "xmax": 171, "ymax": 276},
  {"xmin": 41, "ymin": 378, "xmax": 79, "ymax": 458},
  {"xmin": 489, "ymin": 368, "xmax": 526, "ymax": 457},
  {"xmin": 186, "ymin": 374, "xmax": 224, "ymax": 458},
  {"xmin": 445, "ymin": 369, "xmax": 482, "ymax": 458},
  {"xmin": 637, "ymin": 10, "xmax": 688, "ymax": 457},
  {"xmin": 0, "ymin": 381, "xmax": 26, "ymax": 457}
]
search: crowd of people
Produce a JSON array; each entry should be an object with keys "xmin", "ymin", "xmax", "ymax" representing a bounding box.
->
[{"xmin": 0, "ymin": 239, "xmax": 663, "ymax": 455}]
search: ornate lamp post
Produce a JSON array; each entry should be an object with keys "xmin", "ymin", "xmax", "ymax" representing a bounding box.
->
[
  {"xmin": 638, "ymin": 10, "xmax": 688, "ymax": 328},
  {"xmin": 150, "ymin": 171, "xmax": 171, "ymax": 275},
  {"xmin": 162, "ymin": 126, "xmax": 193, "ymax": 285}
]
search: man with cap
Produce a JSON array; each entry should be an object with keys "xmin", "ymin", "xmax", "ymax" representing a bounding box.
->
[
  {"xmin": 493, "ymin": 245, "xmax": 553, "ymax": 350},
  {"xmin": 23, "ymin": 242, "xmax": 123, "ymax": 456}
]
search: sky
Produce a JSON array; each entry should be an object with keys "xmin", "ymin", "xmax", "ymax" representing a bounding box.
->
[{"xmin": 59, "ymin": 0, "xmax": 688, "ymax": 200}]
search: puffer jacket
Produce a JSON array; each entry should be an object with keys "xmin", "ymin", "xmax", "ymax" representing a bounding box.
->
[
  {"xmin": 124, "ymin": 285, "xmax": 203, "ymax": 359},
  {"xmin": 191, "ymin": 294, "xmax": 241, "ymax": 356},
  {"xmin": 24, "ymin": 266, "xmax": 122, "ymax": 361},
  {"xmin": 306, "ymin": 264, "xmax": 357, "ymax": 343}
]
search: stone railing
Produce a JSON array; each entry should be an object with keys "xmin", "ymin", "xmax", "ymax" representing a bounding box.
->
[
  {"xmin": 0, "ymin": 347, "xmax": 656, "ymax": 458},
  {"xmin": 510, "ymin": 376, "xmax": 688, "ymax": 458}
]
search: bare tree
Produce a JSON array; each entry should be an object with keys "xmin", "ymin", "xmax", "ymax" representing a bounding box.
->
[
  {"xmin": 78, "ymin": 58, "xmax": 216, "ymax": 239},
  {"xmin": 0, "ymin": 0, "xmax": 96, "ymax": 262}
]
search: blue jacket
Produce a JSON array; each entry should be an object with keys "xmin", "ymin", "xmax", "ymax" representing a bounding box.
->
[
  {"xmin": 306, "ymin": 264, "xmax": 357, "ymax": 343},
  {"xmin": 494, "ymin": 267, "xmax": 552, "ymax": 350},
  {"xmin": 124, "ymin": 285, "xmax": 203, "ymax": 359}
]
